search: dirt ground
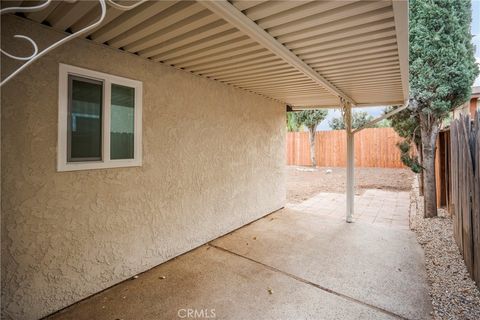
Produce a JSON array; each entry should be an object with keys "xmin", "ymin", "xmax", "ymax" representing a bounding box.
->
[{"xmin": 287, "ymin": 166, "xmax": 414, "ymax": 204}]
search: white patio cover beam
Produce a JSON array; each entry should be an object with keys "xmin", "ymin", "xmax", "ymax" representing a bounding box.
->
[
  {"xmin": 200, "ymin": 0, "xmax": 356, "ymax": 106},
  {"xmin": 352, "ymin": 102, "xmax": 409, "ymax": 134},
  {"xmin": 392, "ymin": 0, "xmax": 409, "ymax": 100}
]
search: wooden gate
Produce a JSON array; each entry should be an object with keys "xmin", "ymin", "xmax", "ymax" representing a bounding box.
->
[{"xmin": 450, "ymin": 114, "xmax": 480, "ymax": 286}]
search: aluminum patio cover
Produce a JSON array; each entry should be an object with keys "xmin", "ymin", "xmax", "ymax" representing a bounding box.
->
[{"xmin": 3, "ymin": 0, "xmax": 409, "ymax": 108}]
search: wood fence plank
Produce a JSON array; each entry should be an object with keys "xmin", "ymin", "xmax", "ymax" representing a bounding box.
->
[
  {"xmin": 451, "ymin": 121, "xmax": 463, "ymax": 251},
  {"xmin": 451, "ymin": 114, "xmax": 480, "ymax": 287},
  {"xmin": 286, "ymin": 127, "xmax": 407, "ymax": 168},
  {"xmin": 473, "ymin": 114, "xmax": 480, "ymax": 283},
  {"xmin": 460, "ymin": 117, "xmax": 474, "ymax": 276}
]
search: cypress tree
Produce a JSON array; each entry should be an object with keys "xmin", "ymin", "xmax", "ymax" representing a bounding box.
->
[{"xmin": 410, "ymin": 0, "xmax": 479, "ymax": 217}]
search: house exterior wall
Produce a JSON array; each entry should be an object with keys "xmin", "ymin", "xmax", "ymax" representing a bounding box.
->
[
  {"xmin": 470, "ymin": 97, "xmax": 478, "ymax": 118},
  {"xmin": 453, "ymin": 102, "xmax": 470, "ymax": 119},
  {"xmin": 1, "ymin": 16, "xmax": 286, "ymax": 320},
  {"xmin": 453, "ymin": 96, "xmax": 479, "ymax": 119}
]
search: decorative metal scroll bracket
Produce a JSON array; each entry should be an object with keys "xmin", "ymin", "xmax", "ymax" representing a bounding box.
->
[{"xmin": 0, "ymin": 0, "xmax": 147, "ymax": 87}]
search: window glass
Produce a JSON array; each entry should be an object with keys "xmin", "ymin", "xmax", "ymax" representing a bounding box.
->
[
  {"xmin": 110, "ymin": 84, "xmax": 135, "ymax": 159},
  {"xmin": 68, "ymin": 76, "xmax": 102, "ymax": 161}
]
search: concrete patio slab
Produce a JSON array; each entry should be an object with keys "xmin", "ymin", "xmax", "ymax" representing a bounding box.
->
[
  {"xmin": 212, "ymin": 208, "xmax": 432, "ymax": 320},
  {"xmin": 47, "ymin": 243, "xmax": 397, "ymax": 320},
  {"xmin": 288, "ymin": 190, "xmax": 411, "ymax": 229},
  {"xmin": 47, "ymin": 194, "xmax": 431, "ymax": 320}
]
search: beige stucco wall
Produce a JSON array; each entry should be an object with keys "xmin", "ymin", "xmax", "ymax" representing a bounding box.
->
[{"xmin": 1, "ymin": 16, "xmax": 286, "ymax": 320}]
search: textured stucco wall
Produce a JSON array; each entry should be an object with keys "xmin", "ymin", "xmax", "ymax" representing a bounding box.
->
[{"xmin": 1, "ymin": 16, "xmax": 286, "ymax": 320}]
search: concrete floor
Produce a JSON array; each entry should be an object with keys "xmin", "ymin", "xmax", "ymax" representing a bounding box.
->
[{"xmin": 48, "ymin": 196, "xmax": 431, "ymax": 320}]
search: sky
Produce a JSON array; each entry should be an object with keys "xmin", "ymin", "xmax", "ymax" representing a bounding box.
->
[
  {"xmin": 316, "ymin": 107, "xmax": 384, "ymax": 130},
  {"xmin": 473, "ymin": 1, "xmax": 480, "ymax": 86}
]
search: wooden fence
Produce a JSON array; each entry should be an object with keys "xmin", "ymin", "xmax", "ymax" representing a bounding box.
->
[
  {"xmin": 286, "ymin": 127, "xmax": 406, "ymax": 168},
  {"xmin": 451, "ymin": 114, "xmax": 480, "ymax": 286}
]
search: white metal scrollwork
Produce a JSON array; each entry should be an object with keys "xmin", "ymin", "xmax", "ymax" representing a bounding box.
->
[{"xmin": 0, "ymin": 0, "xmax": 148, "ymax": 87}]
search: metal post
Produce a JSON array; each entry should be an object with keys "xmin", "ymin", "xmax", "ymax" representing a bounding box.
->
[{"xmin": 344, "ymin": 100, "xmax": 354, "ymax": 223}]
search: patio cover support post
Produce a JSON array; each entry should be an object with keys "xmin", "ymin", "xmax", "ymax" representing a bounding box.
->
[{"xmin": 342, "ymin": 99, "xmax": 354, "ymax": 223}]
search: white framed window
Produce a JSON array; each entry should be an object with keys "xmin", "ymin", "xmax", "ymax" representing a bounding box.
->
[{"xmin": 58, "ymin": 64, "xmax": 142, "ymax": 171}]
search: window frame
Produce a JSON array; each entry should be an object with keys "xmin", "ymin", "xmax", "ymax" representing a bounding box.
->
[{"xmin": 58, "ymin": 64, "xmax": 142, "ymax": 172}]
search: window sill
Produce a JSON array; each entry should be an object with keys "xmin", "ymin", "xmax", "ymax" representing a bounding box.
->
[{"xmin": 57, "ymin": 159, "xmax": 142, "ymax": 172}]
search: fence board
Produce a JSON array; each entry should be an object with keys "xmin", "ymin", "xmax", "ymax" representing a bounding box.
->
[
  {"xmin": 473, "ymin": 114, "xmax": 480, "ymax": 283},
  {"xmin": 286, "ymin": 127, "xmax": 406, "ymax": 168},
  {"xmin": 461, "ymin": 118, "xmax": 474, "ymax": 275},
  {"xmin": 451, "ymin": 114, "xmax": 480, "ymax": 287},
  {"xmin": 451, "ymin": 122, "xmax": 463, "ymax": 251}
]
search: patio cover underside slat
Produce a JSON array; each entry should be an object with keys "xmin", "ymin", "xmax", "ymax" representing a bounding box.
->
[{"xmin": 6, "ymin": 0, "xmax": 408, "ymax": 108}]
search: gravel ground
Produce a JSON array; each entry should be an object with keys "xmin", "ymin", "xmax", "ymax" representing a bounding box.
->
[
  {"xmin": 287, "ymin": 166, "xmax": 413, "ymax": 203},
  {"xmin": 410, "ymin": 178, "xmax": 480, "ymax": 319}
]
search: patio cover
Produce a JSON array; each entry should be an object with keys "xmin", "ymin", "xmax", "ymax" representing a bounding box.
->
[{"xmin": 3, "ymin": 0, "xmax": 409, "ymax": 108}]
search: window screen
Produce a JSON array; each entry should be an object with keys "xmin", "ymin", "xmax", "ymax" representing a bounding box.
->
[{"xmin": 68, "ymin": 76, "xmax": 103, "ymax": 161}]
